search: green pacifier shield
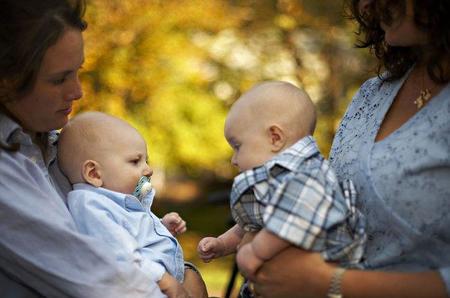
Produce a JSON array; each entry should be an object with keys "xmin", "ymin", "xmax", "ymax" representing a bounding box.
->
[{"xmin": 133, "ymin": 176, "xmax": 151, "ymax": 198}]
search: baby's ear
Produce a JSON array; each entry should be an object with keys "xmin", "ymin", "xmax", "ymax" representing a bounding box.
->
[
  {"xmin": 267, "ymin": 124, "xmax": 286, "ymax": 153},
  {"xmin": 82, "ymin": 160, "xmax": 103, "ymax": 187}
]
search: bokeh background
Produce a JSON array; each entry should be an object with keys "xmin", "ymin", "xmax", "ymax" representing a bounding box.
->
[{"xmin": 77, "ymin": 0, "xmax": 377, "ymax": 296}]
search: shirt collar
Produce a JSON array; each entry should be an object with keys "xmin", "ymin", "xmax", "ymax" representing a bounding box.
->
[
  {"xmin": 46, "ymin": 130, "xmax": 59, "ymax": 166},
  {"xmin": 73, "ymin": 183, "xmax": 146, "ymax": 212},
  {"xmin": 266, "ymin": 135, "xmax": 319, "ymax": 173},
  {"xmin": 0, "ymin": 113, "xmax": 29, "ymax": 145},
  {"xmin": 0, "ymin": 113, "xmax": 59, "ymax": 166},
  {"xmin": 230, "ymin": 135, "xmax": 319, "ymax": 206}
]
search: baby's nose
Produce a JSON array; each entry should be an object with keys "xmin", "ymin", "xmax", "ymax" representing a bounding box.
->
[
  {"xmin": 143, "ymin": 164, "xmax": 153, "ymax": 177},
  {"xmin": 231, "ymin": 154, "xmax": 238, "ymax": 167}
]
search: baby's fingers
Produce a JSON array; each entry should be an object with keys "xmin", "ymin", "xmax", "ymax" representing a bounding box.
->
[
  {"xmin": 198, "ymin": 251, "xmax": 215, "ymax": 262},
  {"xmin": 198, "ymin": 238, "xmax": 214, "ymax": 253},
  {"xmin": 174, "ymin": 220, "xmax": 187, "ymax": 234},
  {"xmin": 202, "ymin": 241, "xmax": 214, "ymax": 253},
  {"xmin": 168, "ymin": 212, "xmax": 181, "ymax": 222}
]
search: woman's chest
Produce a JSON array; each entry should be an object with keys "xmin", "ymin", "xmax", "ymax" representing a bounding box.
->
[{"xmin": 332, "ymin": 90, "xmax": 450, "ymax": 236}]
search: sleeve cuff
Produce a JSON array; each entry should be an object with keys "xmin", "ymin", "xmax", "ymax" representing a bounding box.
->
[{"xmin": 141, "ymin": 260, "xmax": 166, "ymax": 283}]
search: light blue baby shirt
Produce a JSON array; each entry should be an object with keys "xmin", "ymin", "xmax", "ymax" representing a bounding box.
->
[
  {"xmin": 330, "ymin": 73, "xmax": 450, "ymax": 295},
  {"xmin": 0, "ymin": 114, "xmax": 165, "ymax": 297},
  {"xmin": 68, "ymin": 183, "xmax": 185, "ymax": 283}
]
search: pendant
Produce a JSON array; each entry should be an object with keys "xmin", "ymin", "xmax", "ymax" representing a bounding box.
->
[{"xmin": 413, "ymin": 88, "xmax": 431, "ymax": 109}]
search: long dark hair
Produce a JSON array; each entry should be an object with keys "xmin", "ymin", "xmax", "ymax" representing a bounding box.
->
[
  {"xmin": 348, "ymin": 0, "xmax": 450, "ymax": 83},
  {"xmin": 0, "ymin": 0, "xmax": 87, "ymax": 151}
]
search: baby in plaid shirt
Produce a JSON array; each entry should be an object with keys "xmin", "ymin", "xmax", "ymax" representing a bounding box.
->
[{"xmin": 197, "ymin": 81, "xmax": 366, "ymax": 280}]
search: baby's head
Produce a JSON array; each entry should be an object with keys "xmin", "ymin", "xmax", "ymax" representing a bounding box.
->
[
  {"xmin": 58, "ymin": 111, "xmax": 152, "ymax": 195},
  {"xmin": 224, "ymin": 81, "xmax": 316, "ymax": 171}
]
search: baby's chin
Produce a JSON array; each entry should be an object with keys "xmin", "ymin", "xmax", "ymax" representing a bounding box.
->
[{"xmin": 107, "ymin": 186, "xmax": 135, "ymax": 195}]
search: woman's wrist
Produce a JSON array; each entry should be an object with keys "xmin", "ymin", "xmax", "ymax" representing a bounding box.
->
[
  {"xmin": 342, "ymin": 269, "xmax": 447, "ymax": 298},
  {"xmin": 327, "ymin": 267, "xmax": 346, "ymax": 298}
]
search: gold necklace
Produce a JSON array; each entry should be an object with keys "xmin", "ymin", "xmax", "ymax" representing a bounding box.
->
[{"xmin": 413, "ymin": 69, "xmax": 432, "ymax": 109}]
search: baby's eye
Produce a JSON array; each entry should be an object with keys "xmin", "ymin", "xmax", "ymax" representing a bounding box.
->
[
  {"xmin": 130, "ymin": 159, "xmax": 140, "ymax": 165},
  {"xmin": 233, "ymin": 144, "xmax": 241, "ymax": 151}
]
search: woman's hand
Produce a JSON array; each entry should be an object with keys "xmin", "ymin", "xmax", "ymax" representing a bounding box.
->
[
  {"xmin": 252, "ymin": 247, "xmax": 448, "ymax": 298},
  {"xmin": 251, "ymin": 247, "xmax": 334, "ymax": 298}
]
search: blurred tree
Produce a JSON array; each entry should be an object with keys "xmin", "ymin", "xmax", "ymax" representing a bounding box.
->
[
  {"xmin": 78, "ymin": 0, "xmax": 375, "ymax": 182},
  {"xmin": 77, "ymin": 1, "xmax": 378, "ymax": 295}
]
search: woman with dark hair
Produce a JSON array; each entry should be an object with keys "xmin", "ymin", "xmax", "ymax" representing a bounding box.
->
[
  {"xmin": 246, "ymin": 0, "xmax": 450, "ymax": 297},
  {"xmin": 0, "ymin": 0, "xmax": 180, "ymax": 297}
]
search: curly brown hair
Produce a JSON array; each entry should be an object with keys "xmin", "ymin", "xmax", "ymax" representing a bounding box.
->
[{"xmin": 348, "ymin": 0, "xmax": 450, "ymax": 83}]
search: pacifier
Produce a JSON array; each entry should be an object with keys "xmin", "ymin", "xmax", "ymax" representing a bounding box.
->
[{"xmin": 132, "ymin": 176, "xmax": 153, "ymax": 200}]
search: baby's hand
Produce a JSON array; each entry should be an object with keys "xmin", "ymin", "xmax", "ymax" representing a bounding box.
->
[
  {"xmin": 236, "ymin": 242, "xmax": 263, "ymax": 280},
  {"xmin": 158, "ymin": 272, "xmax": 190, "ymax": 298},
  {"xmin": 161, "ymin": 212, "xmax": 186, "ymax": 236},
  {"xmin": 197, "ymin": 237, "xmax": 225, "ymax": 263}
]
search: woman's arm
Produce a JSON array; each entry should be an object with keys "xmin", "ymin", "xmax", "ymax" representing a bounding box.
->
[
  {"xmin": 253, "ymin": 247, "xmax": 447, "ymax": 298},
  {"xmin": 343, "ymin": 269, "xmax": 445, "ymax": 298}
]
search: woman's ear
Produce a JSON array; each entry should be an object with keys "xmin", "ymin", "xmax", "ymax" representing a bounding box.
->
[
  {"xmin": 268, "ymin": 125, "xmax": 286, "ymax": 153},
  {"xmin": 81, "ymin": 160, "xmax": 103, "ymax": 187}
]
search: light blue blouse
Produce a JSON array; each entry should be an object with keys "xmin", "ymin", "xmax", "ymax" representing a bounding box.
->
[
  {"xmin": 330, "ymin": 73, "xmax": 450, "ymax": 295},
  {"xmin": 68, "ymin": 183, "xmax": 185, "ymax": 283}
]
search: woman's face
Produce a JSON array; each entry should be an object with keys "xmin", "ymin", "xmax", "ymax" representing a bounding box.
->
[
  {"xmin": 379, "ymin": 0, "xmax": 428, "ymax": 47},
  {"xmin": 5, "ymin": 29, "xmax": 84, "ymax": 133}
]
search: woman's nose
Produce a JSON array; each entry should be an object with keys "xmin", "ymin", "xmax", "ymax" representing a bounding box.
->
[{"xmin": 66, "ymin": 75, "xmax": 83, "ymax": 101}]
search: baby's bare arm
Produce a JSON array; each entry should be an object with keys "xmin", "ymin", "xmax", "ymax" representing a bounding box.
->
[
  {"xmin": 198, "ymin": 224, "xmax": 245, "ymax": 262},
  {"xmin": 237, "ymin": 229, "xmax": 289, "ymax": 279},
  {"xmin": 251, "ymin": 228, "xmax": 290, "ymax": 260}
]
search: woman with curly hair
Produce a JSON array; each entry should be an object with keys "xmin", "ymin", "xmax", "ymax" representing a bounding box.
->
[{"xmin": 246, "ymin": 0, "xmax": 450, "ymax": 297}]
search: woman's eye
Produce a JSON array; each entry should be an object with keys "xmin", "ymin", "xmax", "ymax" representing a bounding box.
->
[{"xmin": 52, "ymin": 77, "xmax": 66, "ymax": 85}]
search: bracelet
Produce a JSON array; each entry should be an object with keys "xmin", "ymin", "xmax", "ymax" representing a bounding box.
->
[{"xmin": 327, "ymin": 267, "xmax": 346, "ymax": 298}]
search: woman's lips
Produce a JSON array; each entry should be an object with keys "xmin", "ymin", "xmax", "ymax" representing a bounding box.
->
[{"xmin": 60, "ymin": 106, "xmax": 72, "ymax": 115}]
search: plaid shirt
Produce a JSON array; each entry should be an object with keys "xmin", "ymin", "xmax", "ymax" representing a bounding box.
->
[{"xmin": 230, "ymin": 136, "xmax": 366, "ymax": 265}]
